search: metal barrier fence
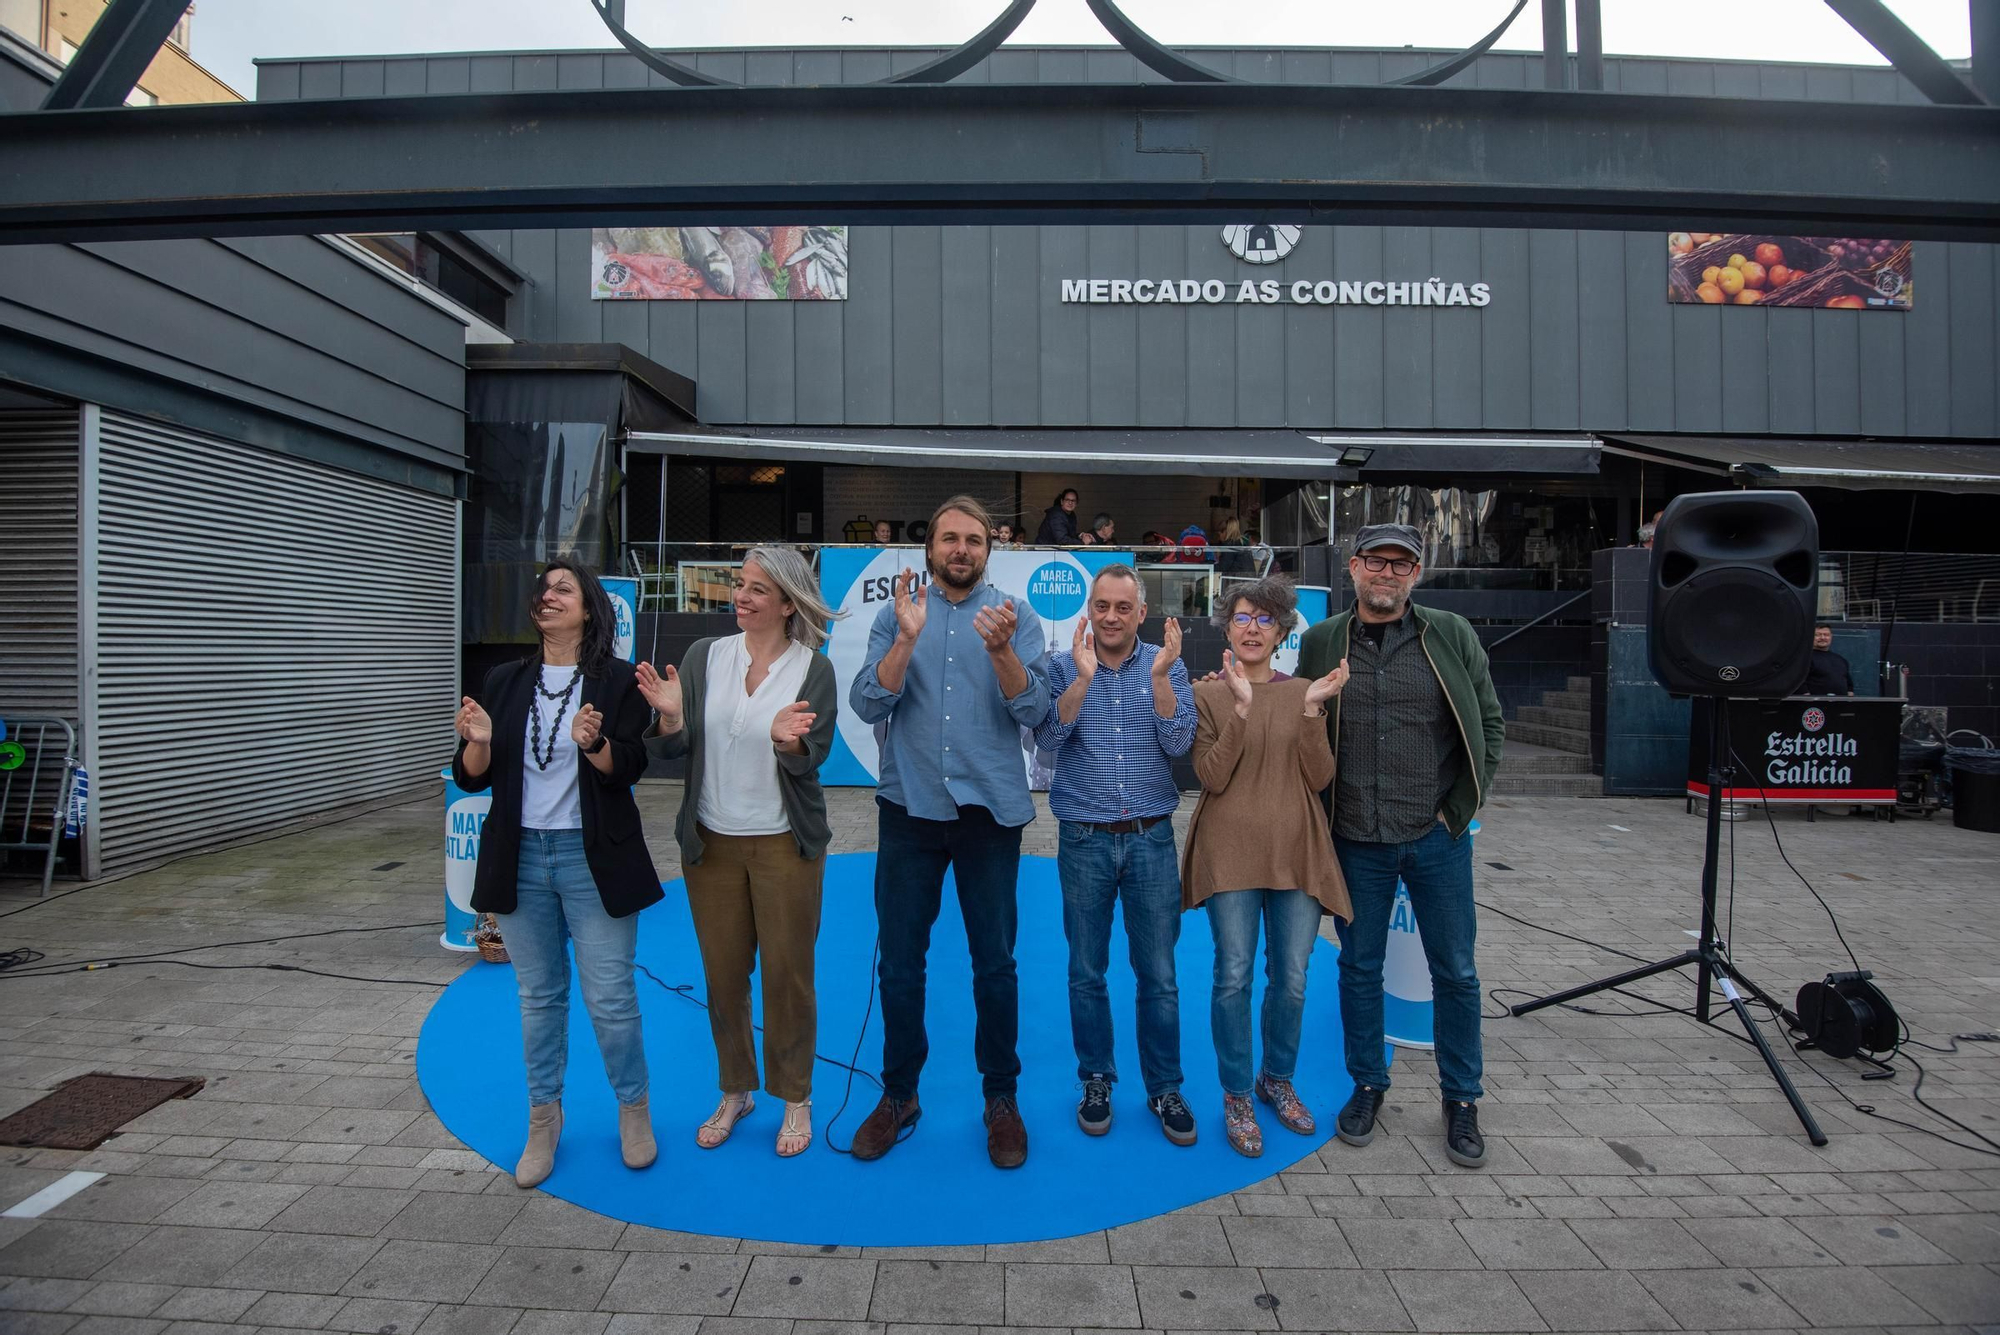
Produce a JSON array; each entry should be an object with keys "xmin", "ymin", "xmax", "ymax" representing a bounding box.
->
[{"xmin": 1, "ymin": 715, "xmax": 76, "ymax": 897}]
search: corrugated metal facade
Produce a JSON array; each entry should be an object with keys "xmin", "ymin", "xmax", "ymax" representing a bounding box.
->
[
  {"xmin": 257, "ymin": 47, "xmax": 2000, "ymax": 443},
  {"xmin": 0, "ymin": 407, "xmax": 80, "ymax": 718},
  {"xmin": 85, "ymin": 411, "xmax": 459, "ymax": 873}
]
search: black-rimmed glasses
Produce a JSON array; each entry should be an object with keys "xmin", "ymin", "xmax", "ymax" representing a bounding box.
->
[
  {"xmin": 1358, "ymin": 555, "xmax": 1417, "ymax": 575},
  {"xmin": 1229, "ymin": 612, "xmax": 1276, "ymax": 628}
]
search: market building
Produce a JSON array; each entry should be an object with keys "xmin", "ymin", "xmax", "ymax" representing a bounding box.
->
[{"xmin": 5, "ymin": 33, "xmax": 1998, "ymax": 880}]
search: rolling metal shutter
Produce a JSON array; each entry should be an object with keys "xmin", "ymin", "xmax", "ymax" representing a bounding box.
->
[
  {"xmin": 0, "ymin": 408, "xmax": 82, "ymax": 720},
  {"xmin": 87, "ymin": 411, "xmax": 459, "ymax": 874},
  {"xmin": 0, "ymin": 408, "xmax": 82, "ymax": 879}
]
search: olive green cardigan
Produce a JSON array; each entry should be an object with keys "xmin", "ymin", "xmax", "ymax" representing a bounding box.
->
[
  {"xmin": 644, "ymin": 637, "xmax": 839, "ymax": 866},
  {"xmin": 1298, "ymin": 604, "xmax": 1505, "ymax": 838}
]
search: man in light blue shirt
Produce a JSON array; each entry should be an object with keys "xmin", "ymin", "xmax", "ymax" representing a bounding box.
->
[
  {"xmin": 847, "ymin": 495, "xmax": 1049, "ymax": 1168},
  {"xmin": 1035, "ymin": 564, "xmax": 1199, "ymax": 1146}
]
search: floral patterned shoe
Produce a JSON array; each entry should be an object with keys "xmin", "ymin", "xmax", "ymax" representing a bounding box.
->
[
  {"xmin": 1255, "ymin": 1073, "xmax": 1316, "ymax": 1135},
  {"xmin": 1222, "ymin": 1092, "xmax": 1263, "ymax": 1158}
]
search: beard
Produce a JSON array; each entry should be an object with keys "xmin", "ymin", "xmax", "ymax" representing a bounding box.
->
[
  {"xmin": 929, "ymin": 551, "xmax": 986, "ymax": 591},
  {"xmin": 1359, "ymin": 583, "xmax": 1406, "ymax": 614}
]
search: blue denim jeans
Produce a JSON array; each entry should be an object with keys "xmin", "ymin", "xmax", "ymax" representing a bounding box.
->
[
  {"xmin": 1333, "ymin": 821, "xmax": 1483, "ymax": 1102},
  {"xmin": 503, "ymin": 828, "xmax": 648, "ymax": 1108},
  {"xmin": 874, "ymin": 798, "xmax": 1023, "ymax": 1100},
  {"xmin": 1056, "ymin": 818, "xmax": 1184, "ymax": 1097},
  {"xmin": 1205, "ymin": 887, "xmax": 1323, "ymax": 1096}
]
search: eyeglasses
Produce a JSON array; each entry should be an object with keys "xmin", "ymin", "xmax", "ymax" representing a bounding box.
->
[
  {"xmin": 1229, "ymin": 612, "xmax": 1276, "ymax": 628},
  {"xmin": 1358, "ymin": 554, "xmax": 1418, "ymax": 575}
]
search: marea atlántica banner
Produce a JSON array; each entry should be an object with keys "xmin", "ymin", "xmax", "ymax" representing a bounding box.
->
[{"xmin": 818, "ymin": 547, "xmax": 1133, "ymax": 787}]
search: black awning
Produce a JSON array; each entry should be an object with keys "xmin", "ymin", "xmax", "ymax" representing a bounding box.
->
[
  {"xmin": 466, "ymin": 343, "xmax": 697, "ymax": 430},
  {"xmin": 624, "ymin": 427, "xmax": 1599, "ymax": 480},
  {"xmin": 1604, "ymin": 435, "xmax": 2000, "ymax": 494}
]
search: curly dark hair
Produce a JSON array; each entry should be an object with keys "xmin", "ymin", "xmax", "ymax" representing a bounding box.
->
[
  {"xmin": 524, "ymin": 556, "xmax": 617, "ymax": 678},
  {"xmin": 1213, "ymin": 575, "xmax": 1299, "ymax": 636}
]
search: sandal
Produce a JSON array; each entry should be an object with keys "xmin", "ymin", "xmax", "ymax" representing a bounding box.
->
[
  {"xmin": 777, "ymin": 1099, "xmax": 813, "ymax": 1158},
  {"xmin": 695, "ymin": 1092, "xmax": 754, "ymax": 1149}
]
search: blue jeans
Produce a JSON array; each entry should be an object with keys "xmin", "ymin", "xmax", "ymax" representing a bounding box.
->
[
  {"xmin": 504, "ymin": 829, "xmax": 648, "ymax": 1108},
  {"xmin": 1057, "ymin": 819, "xmax": 1184, "ymax": 1097},
  {"xmin": 1333, "ymin": 822, "xmax": 1483, "ymax": 1102},
  {"xmin": 874, "ymin": 798, "xmax": 1023, "ymax": 1100},
  {"xmin": 1205, "ymin": 887, "xmax": 1323, "ymax": 1096}
]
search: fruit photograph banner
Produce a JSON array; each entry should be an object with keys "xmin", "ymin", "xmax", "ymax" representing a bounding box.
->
[
  {"xmin": 1667, "ymin": 232, "xmax": 1912, "ymax": 310},
  {"xmin": 591, "ymin": 226, "xmax": 848, "ymax": 300}
]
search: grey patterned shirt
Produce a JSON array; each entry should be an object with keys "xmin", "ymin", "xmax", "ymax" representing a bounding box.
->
[{"xmin": 1333, "ymin": 612, "xmax": 1467, "ymax": 843}]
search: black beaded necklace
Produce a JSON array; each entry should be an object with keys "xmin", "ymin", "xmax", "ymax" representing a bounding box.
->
[{"xmin": 529, "ymin": 659, "xmax": 585, "ymax": 770}]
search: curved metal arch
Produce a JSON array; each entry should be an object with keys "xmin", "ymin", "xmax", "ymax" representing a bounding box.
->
[
  {"xmin": 1082, "ymin": 0, "xmax": 1233, "ymax": 83},
  {"xmin": 885, "ymin": 0, "xmax": 1038, "ymax": 83},
  {"xmin": 589, "ymin": 0, "xmax": 727, "ymax": 87},
  {"xmin": 592, "ymin": 0, "xmax": 1548, "ymax": 91},
  {"xmin": 1392, "ymin": 0, "xmax": 1533, "ymax": 87},
  {"xmin": 591, "ymin": 0, "xmax": 1037, "ymax": 88}
]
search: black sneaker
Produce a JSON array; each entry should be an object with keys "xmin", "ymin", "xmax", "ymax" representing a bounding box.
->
[
  {"xmin": 1443, "ymin": 1098, "xmax": 1487, "ymax": 1168},
  {"xmin": 1148, "ymin": 1090, "xmax": 1197, "ymax": 1146},
  {"xmin": 1076, "ymin": 1076, "xmax": 1112, "ymax": 1136},
  {"xmin": 1336, "ymin": 1084, "xmax": 1384, "ymax": 1147}
]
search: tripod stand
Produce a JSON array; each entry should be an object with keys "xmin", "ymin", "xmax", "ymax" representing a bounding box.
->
[{"xmin": 1509, "ymin": 697, "xmax": 1828, "ymax": 1146}]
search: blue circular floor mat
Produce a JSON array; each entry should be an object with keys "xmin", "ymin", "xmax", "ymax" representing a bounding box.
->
[{"xmin": 416, "ymin": 852, "xmax": 1383, "ymax": 1246}]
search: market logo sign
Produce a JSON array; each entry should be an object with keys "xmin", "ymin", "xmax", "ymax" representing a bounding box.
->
[
  {"xmin": 1222, "ymin": 223, "xmax": 1300, "ymax": 264},
  {"xmin": 1026, "ymin": 561, "xmax": 1087, "ymax": 621},
  {"xmin": 1059, "ymin": 277, "xmax": 1492, "ymax": 307}
]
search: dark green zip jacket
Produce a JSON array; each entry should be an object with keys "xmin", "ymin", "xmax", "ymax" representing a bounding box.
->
[{"xmin": 1297, "ymin": 603, "xmax": 1505, "ymax": 838}]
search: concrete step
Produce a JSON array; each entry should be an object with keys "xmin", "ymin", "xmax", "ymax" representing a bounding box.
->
[
  {"xmin": 1517, "ymin": 704, "xmax": 1590, "ymax": 731},
  {"xmin": 1497, "ymin": 741, "xmax": 1592, "ymax": 775},
  {"xmin": 1539, "ymin": 689, "xmax": 1590, "ymax": 712},
  {"xmin": 1490, "ymin": 773, "xmax": 1602, "ymax": 797},
  {"xmin": 1506, "ymin": 719, "xmax": 1591, "ymax": 754},
  {"xmin": 1566, "ymin": 675, "xmax": 1592, "ymax": 695}
]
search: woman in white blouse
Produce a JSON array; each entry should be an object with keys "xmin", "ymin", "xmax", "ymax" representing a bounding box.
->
[{"xmin": 637, "ymin": 547, "xmax": 842, "ymax": 1157}]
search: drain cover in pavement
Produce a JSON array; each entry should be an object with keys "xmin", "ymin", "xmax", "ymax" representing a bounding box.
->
[{"xmin": 0, "ymin": 1073, "xmax": 205, "ymax": 1149}]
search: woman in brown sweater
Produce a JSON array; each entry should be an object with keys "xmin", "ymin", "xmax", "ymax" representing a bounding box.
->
[{"xmin": 1183, "ymin": 576, "xmax": 1350, "ymax": 1157}]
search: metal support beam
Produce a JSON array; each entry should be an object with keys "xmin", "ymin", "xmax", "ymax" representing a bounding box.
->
[
  {"xmin": 1822, "ymin": 0, "xmax": 1985, "ymax": 105},
  {"xmin": 1575, "ymin": 0, "xmax": 1605, "ymax": 91},
  {"xmin": 1541, "ymin": 0, "xmax": 1569, "ymax": 89},
  {"xmin": 1974, "ymin": 0, "xmax": 2000, "ymax": 107},
  {"xmin": 40, "ymin": 0, "xmax": 186, "ymax": 110},
  {"xmin": 2, "ymin": 82, "xmax": 1996, "ymax": 244}
]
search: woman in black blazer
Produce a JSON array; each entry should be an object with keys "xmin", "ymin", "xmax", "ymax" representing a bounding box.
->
[{"xmin": 453, "ymin": 557, "xmax": 663, "ymax": 1189}]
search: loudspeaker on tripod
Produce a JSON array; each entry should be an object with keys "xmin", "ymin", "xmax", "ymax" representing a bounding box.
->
[{"xmin": 1648, "ymin": 490, "xmax": 1819, "ymax": 698}]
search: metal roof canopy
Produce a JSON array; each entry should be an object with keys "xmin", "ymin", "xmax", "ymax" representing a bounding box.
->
[
  {"xmin": 1603, "ymin": 434, "xmax": 2000, "ymax": 493},
  {"xmin": 2, "ymin": 80, "xmax": 1999, "ymax": 244},
  {"xmin": 625, "ymin": 427, "xmax": 1598, "ymax": 480}
]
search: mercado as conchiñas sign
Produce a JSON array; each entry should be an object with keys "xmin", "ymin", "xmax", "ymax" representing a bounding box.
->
[{"xmin": 1059, "ymin": 277, "xmax": 1494, "ymax": 307}]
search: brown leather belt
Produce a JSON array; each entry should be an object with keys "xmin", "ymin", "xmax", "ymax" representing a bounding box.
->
[{"xmin": 1081, "ymin": 813, "xmax": 1171, "ymax": 835}]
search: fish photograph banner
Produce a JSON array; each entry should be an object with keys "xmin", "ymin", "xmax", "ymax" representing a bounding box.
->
[
  {"xmin": 1666, "ymin": 232, "xmax": 1912, "ymax": 309},
  {"xmin": 591, "ymin": 226, "xmax": 848, "ymax": 300}
]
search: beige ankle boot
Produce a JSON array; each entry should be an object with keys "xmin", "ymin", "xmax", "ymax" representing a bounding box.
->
[
  {"xmin": 620, "ymin": 1096, "xmax": 658, "ymax": 1169},
  {"xmin": 514, "ymin": 1101, "xmax": 562, "ymax": 1188}
]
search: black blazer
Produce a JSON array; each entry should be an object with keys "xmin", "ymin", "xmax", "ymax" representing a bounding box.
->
[{"xmin": 452, "ymin": 657, "xmax": 664, "ymax": 919}]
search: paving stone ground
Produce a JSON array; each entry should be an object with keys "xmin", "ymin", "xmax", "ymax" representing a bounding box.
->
[{"xmin": 1, "ymin": 784, "xmax": 1996, "ymax": 1335}]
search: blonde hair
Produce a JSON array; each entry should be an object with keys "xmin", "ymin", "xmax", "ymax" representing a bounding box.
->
[
  {"xmin": 741, "ymin": 546, "xmax": 844, "ymax": 649},
  {"xmin": 1220, "ymin": 517, "xmax": 1243, "ymax": 542}
]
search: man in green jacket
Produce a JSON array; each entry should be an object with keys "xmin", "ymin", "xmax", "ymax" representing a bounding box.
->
[{"xmin": 1298, "ymin": 523, "xmax": 1505, "ymax": 1168}]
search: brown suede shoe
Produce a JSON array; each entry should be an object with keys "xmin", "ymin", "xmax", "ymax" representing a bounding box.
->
[
  {"xmin": 984, "ymin": 1094, "xmax": 1028, "ymax": 1169},
  {"xmin": 850, "ymin": 1094, "xmax": 920, "ymax": 1161}
]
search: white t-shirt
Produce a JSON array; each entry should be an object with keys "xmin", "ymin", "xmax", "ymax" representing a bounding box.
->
[
  {"xmin": 695, "ymin": 634, "xmax": 812, "ymax": 837},
  {"xmin": 521, "ymin": 663, "xmax": 586, "ymax": 831}
]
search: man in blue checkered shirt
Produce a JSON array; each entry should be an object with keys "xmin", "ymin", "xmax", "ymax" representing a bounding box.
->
[{"xmin": 1034, "ymin": 564, "xmax": 1200, "ymax": 1146}]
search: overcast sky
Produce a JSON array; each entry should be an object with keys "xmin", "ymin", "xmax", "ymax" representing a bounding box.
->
[{"xmin": 183, "ymin": 0, "xmax": 1973, "ymax": 98}]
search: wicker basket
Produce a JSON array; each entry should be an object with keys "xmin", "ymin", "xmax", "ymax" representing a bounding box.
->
[{"xmin": 473, "ymin": 914, "xmax": 510, "ymax": 964}]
